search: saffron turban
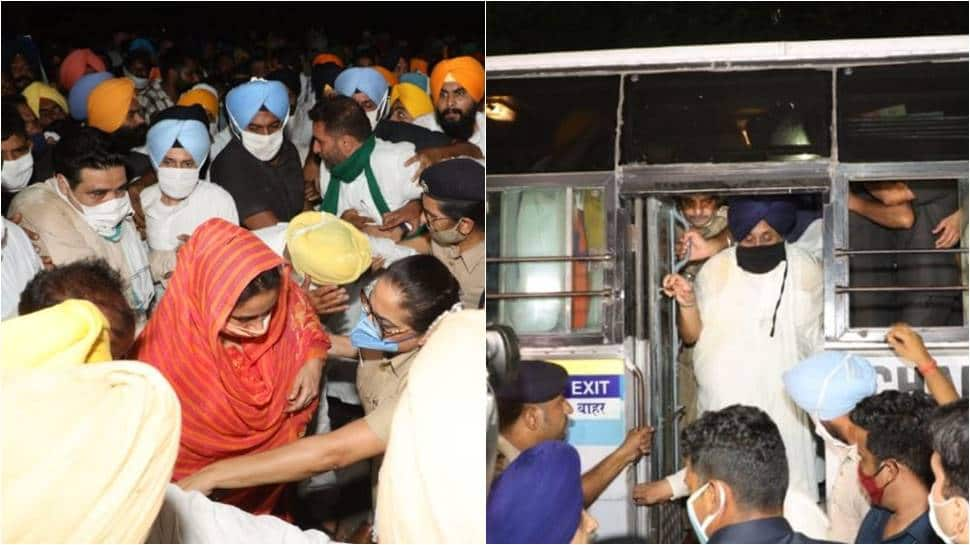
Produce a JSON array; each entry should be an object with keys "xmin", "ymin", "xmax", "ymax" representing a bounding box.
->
[
  {"xmin": 178, "ymin": 88, "xmax": 219, "ymax": 121},
  {"xmin": 225, "ymin": 78, "xmax": 289, "ymax": 128},
  {"xmin": 372, "ymin": 65, "xmax": 398, "ymax": 86},
  {"xmin": 334, "ymin": 67, "xmax": 388, "ymax": 104},
  {"xmin": 285, "ymin": 211, "xmax": 371, "ymax": 286},
  {"xmin": 87, "ymin": 77, "xmax": 136, "ymax": 133},
  {"xmin": 59, "ymin": 48, "xmax": 107, "ymax": 90},
  {"xmin": 147, "ymin": 115, "xmax": 211, "ymax": 168},
  {"xmin": 0, "ymin": 299, "xmax": 112, "ymax": 372},
  {"xmin": 68, "ymin": 71, "xmax": 112, "ymax": 121},
  {"xmin": 487, "ymin": 440, "xmax": 584, "ymax": 544},
  {"xmin": 21, "ymin": 81, "xmax": 68, "ymax": 117},
  {"xmin": 430, "ymin": 56, "xmax": 485, "ymax": 103},
  {"xmin": 312, "ymin": 53, "xmax": 344, "ymax": 68},
  {"xmin": 2, "ymin": 360, "xmax": 181, "ymax": 543},
  {"xmin": 377, "ymin": 309, "xmax": 487, "ymax": 544},
  {"xmin": 409, "ymin": 57, "xmax": 429, "ymax": 75},
  {"xmin": 390, "ymin": 82, "xmax": 433, "ymax": 119},
  {"xmin": 726, "ymin": 196, "xmax": 798, "ymax": 241},
  {"xmin": 784, "ymin": 351, "xmax": 877, "ymax": 421}
]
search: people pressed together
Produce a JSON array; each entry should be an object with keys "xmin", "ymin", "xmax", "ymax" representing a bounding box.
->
[{"xmin": 3, "ymin": 26, "xmax": 484, "ymax": 543}]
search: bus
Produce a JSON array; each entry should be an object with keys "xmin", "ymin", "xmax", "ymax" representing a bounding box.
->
[{"xmin": 485, "ymin": 34, "xmax": 968, "ymax": 542}]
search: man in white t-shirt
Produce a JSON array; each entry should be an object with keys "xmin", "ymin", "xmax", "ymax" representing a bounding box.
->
[
  {"xmin": 141, "ymin": 106, "xmax": 238, "ymax": 283},
  {"xmin": 310, "ymin": 96, "xmax": 422, "ymax": 242},
  {"xmin": 1, "ymin": 218, "xmax": 42, "ymax": 319},
  {"xmin": 412, "ymin": 56, "xmax": 485, "ymax": 157}
]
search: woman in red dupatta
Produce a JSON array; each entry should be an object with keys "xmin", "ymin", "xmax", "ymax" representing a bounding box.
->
[{"xmin": 135, "ymin": 218, "xmax": 329, "ymax": 515}]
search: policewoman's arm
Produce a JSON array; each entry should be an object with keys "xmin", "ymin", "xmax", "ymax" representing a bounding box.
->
[{"xmin": 177, "ymin": 417, "xmax": 384, "ymax": 495}]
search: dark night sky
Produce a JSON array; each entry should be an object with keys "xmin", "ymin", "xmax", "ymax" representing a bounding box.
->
[
  {"xmin": 1, "ymin": 1, "xmax": 484, "ymax": 48},
  {"xmin": 487, "ymin": 2, "xmax": 969, "ymax": 55}
]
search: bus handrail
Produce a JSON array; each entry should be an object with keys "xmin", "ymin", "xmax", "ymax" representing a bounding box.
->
[
  {"xmin": 486, "ymin": 255, "xmax": 615, "ymax": 263},
  {"xmin": 487, "ymin": 289, "xmax": 615, "ymax": 300},
  {"xmin": 834, "ymin": 248, "xmax": 968, "ymax": 256},
  {"xmin": 835, "ymin": 285, "xmax": 968, "ymax": 293}
]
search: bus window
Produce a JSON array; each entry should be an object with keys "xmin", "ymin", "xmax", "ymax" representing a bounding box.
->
[
  {"xmin": 485, "ymin": 76, "xmax": 619, "ymax": 174},
  {"xmin": 622, "ymin": 69, "xmax": 831, "ymax": 164},
  {"xmin": 486, "ymin": 187, "xmax": 609, "ymax": 336},
  {"xmin": 838, "ymin": 62, "xmax": 969, "ymax": 162},
  {"xmin": 847, "ymin": 179, "xmax": 967, "ymax": 328}
]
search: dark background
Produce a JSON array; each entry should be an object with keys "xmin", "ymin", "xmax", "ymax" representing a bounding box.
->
[
  {"xmin": 487, "ymin": 2, "xmax": 968, "ymax": 55},
  {"xmin": 1, "ymin": 1, "xmax": 484, "ymax": 48}
]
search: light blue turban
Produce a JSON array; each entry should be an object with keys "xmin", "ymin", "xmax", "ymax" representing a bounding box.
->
[
  {"xmin": 225, "ymin": 79, "xmax": 290, "ymax": 129},
  {"xmin": 334, "ymin": 67, "xmax": 388, "ymax": 104},
  {"xmin": 400, "ymin": 72, "xmax": 430, "ymax": 94},
  {"xmin": 68, "ymin": 72, "xmax": 113, "ymax": 121},
  {"xmin": 783, "ymin": 351, "xmax": 878, "ymax": 420},
  {"xmin": 147, "ymin": 119, "xmax": 211, "ymax": 168}
]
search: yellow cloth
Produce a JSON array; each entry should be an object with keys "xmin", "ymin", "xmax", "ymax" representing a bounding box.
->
[
  {"xmin": 390, "ymin": 82, "xmax": 434, "ymax": 119},
  {"xmin": 21, "ymin": 81, "xmax": 69, "ymax": 118},
  {"xmin": 286, "ymin": 211, "xmax": 372, "ymax": 286},
  {"xmin": 2, "ymin": 360, "xmax": 181, "ymax": 543},
  {"xmin": 376, "ymin": 309, "xmax": 486, "ymax": 544},
  {"xmin": 178, "ymin": 88, "xmax": 219, "ymax": 121},
  {"xmin": 0, "ymin": 299, "xmax": 112, "ymax": 372},
  {"xmin": 87, "ymin": 77, "xmax": 135, "ymax": 133},
  {"xmin": 372, "ymin": 65, "xmax": 399, "ymax": 86},
  {"xmin": 430, "ymin": 56, "xmax": 484, "ymax": 103}
]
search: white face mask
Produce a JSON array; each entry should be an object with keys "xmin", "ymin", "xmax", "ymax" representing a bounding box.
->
[
  {"xmin": 224, "ymin": 313, "xmax": 271, "ymax": 338},
  {"xmin": 81, "ymin": 194, "xmax": 133, "ymax": 239},
  {"xmin": 157, "ymin": 166, "xmax": 201, "ymax": 200},
  {"xmin": 687, "ymin": 482, "xmax": 725, "ymax": 545},
  {"xmin": 124, "ymin": 68, "xmax": 149, "ymax": 91},
  {"xmin": 365, "ymin": 109, "xmax": 380, "ymax": 130},
  {"xmin": 241, "ymin": 130, "xmax": 284, "ymax": 162},
  {"xmin": 2, "ymin": 152, "xmax": 34, "ymax": 192},
  {"xmin": 928, "ymin": 480, "xmax": 967, "ymax": 544}
]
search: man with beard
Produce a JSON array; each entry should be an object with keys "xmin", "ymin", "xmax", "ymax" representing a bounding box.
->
[
  {"xmin": 124, "ymin": 49, "xmax": 173, "ymax": 124},
  {"xmin": 494, "ymin": 360, "xmax": 653, "ymax": 506},
  {"xmin": 415, "ymin": 56, "xmax": 485, "ymax": 157},
  {"xmin": 158, "ymin": 49, "xmax": 202, "ymax": 104}
]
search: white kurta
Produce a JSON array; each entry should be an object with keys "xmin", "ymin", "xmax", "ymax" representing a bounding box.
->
[
  {"xmin": 142, "ymin": 182, "xmax": 239, "ymax": 252},
  {"xmin": 316, "ymin": 139, "xmax": 422, "ymax": 225},
  {"xmin": 413, "ymin": 110, "xmax": 486, "ymax": 157},
  {"xmin": 1, "ymin": 219, "xmax": 43, "ymax": 320},
  {"xmin": 692, "ymin": 244, "xmax": 823, "ymax": 502}
]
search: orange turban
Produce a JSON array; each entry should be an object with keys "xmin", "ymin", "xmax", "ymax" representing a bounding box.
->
[
  {"xmin": 87, "ymin": 78, "xmax": 135, "ymax": 133},
  {"xmin": 430, "ymin": 56, "xmax": 484, "ymax": 103},
  {"xmin": 312, "ymin": 53, "xmax": 345, "ymax": 68},
  {"xmin": 59, "ymin": 49, "xmax": 107, "ymax": 91},
  {"xmin": 177, "ymin": 88, "xmax": 219, "ymax": 121},
  {"xmin": 372, "ymin": 65, "xmax": 398, "ymax": 86},
  {"xmin": 410, "ymin": 58, "xmax": 429, "ymax": 75}
]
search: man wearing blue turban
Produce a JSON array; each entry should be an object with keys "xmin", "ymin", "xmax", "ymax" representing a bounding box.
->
[
  {"xmin": 140, "ymin": 105, "xmax": 238, "ymax": 282},
  {"xmin": 210, "ymin": 79, "xmax": 305, "ymax": 229},
  {"xmin": 67, "ymin": 72, "xmax": 112, "ymax": 122},
  {"xmin": 646, "ymin": 195, "xmax": 824, "ymax": 510},
  {"xmin": 487, "ymin": 441, "xmax": 599, "ymax": 544}
]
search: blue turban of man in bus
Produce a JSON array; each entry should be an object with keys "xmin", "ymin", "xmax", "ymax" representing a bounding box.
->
[
  {"xmin": 334, "ymin": 67, "xmax": 388, "ymax": 105},
  {"xmin": 487, "ymin": 440, "xmax": 583, "ymax": 543},
  {"xmin": 225, "ymin": 78, "xmax": 290, "ymax": 129},
  {"xmin": 727, "ymin": 196, "xmax": 798, "ymax": 241}
]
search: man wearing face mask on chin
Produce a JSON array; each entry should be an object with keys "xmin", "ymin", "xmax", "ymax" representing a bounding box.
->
[
  {"xmin": 140, "ymin": 105, "xmax": 239, "ymax": 286},
  {"xmin": 926, "ymin": 400, "xmax": 969, "ymax": 545},
  {"xmin": 850, "ymin": 390, "xmax": 942, "ymax": 544},
  {"xmin": 7, "ymin": 127, "xmax": 155, "ymax": 324},
  {"xmin": 124, "ymin": 49, "xmax": 174, "ymax": 125},
  {"xmin": 211, "ymin": 78, "xmax": 305, "ymax": 230},
  {"xmin": 679, "ymin": 405, "xmax": 830, "ymax": 544},
  {"xmin": 656, "ymin": 196, "xmax": 823, "ymax": 506}
]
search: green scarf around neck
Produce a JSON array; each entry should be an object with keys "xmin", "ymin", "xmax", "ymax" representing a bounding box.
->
[{"xmin": 319, "ymin": 135, "xmax": 391, "ymax": 217}]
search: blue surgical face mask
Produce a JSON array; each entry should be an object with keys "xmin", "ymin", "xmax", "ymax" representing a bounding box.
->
[
  {"xmin": 350, "ymin": 312, "xmax": 400, "ymax": 352},
  {"xmin": 687, "ymin": 482, "xmax": 725, "ymax": 545}
]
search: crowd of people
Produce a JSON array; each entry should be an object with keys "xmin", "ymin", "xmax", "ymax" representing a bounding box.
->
[
  {"xmin": 2, "ymin": 26, "xmax": 485, "ymax": 544},
  {"xmin": 486, "ymin": 193, "xmax": 967, "ymax": 544}
]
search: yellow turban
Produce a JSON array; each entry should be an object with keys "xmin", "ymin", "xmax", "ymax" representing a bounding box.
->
[
  {"xmin": 377, "ymin": 310, "xmax": 486, "ymax": 543},
  {"xmin": 87, "ymin": 77, "xmax": 135, "ymax": 133},
  {"xmin": 0, "ymin": 299, "xmax": 112, "ymax": 372},
  {"xmin": 178, "ymin": 88, "xmax": 219, "ymax": 121},
  {"xmin": 21, "ymin": 81, "xmax": 69, "ymax": 118},
  {"xmin": 390, "ymin": 82, "xmax": 434, "ymax": 119},
  {"xmin": 430, "ymin": 56, "xmax": 485, "ymax": 103},
  {"xmin": 2, "ymin": 360, "xmax": 181, "ymax": 543},
  {"xmin": 286, "ymin": 211, "xmax": 371, "ymax": 286}
]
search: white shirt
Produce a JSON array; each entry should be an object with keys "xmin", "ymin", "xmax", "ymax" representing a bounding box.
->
[
  {"xmin": 1, "ymin": 219, "xmax": 43, "ymax": 320},
  {"xmin": 413, "ymin": 111, "xmax": 486, "ymax": 156},
  {"xmin": 317, "ymin": 138, "xmax": 423, "ymax": 225},
  {"xmin": 812, "ymin": 418, "xmax": 870, "ymax": 542},
  {"xmin": 141, "ymin": 181, "xmax": 239, "ymax": 252}
]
